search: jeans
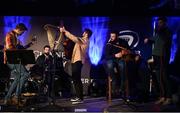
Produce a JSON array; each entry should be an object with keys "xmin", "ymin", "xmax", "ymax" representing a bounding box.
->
[
  {"xmin": 106, "ymin": 59, "xmax": 126, "ymax": 94},
  {"xmin": 5, "ymin": 64, "xmax": 29, "ymax": 100}
]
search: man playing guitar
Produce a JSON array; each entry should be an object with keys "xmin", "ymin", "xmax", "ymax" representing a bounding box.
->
[{"xmin": 3, "ymin": 23, "xmax": 35, "ymax": 106}]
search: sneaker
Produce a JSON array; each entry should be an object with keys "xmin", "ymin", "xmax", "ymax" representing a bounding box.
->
[
  {"xmin": 123, "ymin": 98, "xmax": 130, "ymax": 104},
  {"xmin": 155, "ymin": 97, "xmax": 165, "ymax": 104},
  {"xmin": 72, "ymin": 99, "xmax": 83, "ymax": 104},
  {"xmin": 162, "ymin": 98, "xmax": 171, "ymax": 105},
  {"xmin": 11, "ymin": 96, "xmax": 18, "ymax": 104},
  {"xmin": 3, "ymin": 99, "xmax": 10, "ymax": 105},
  {"xmin": 48, "ymin": 97, "xmax": 55, "ymax": 105},
  {"xmin": 70, "ymin": 97, "xmax": 81, "ymax": 102}
]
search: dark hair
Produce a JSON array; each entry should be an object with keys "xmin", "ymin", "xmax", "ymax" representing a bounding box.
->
[
  {"xmin": 110, "ymin": 30, "xmax": 119, "ymax": 36},
  {"xmin": 15, "ymin": 23, "xmax": 28, "ymax": 31},
  {"xmin": 43, "ymin": 45, "xmax": 51, "ymax": 49},
  {"xmin": 157, "ymin": 16, "xmax": 167, "ymax": 22},
  {"xmin": 84, "ymin": 28, "xmax": 92, "ymax": 37}
]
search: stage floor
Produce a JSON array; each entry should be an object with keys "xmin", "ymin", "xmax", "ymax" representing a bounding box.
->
[{"xmin": 0, "ymin": 96, "xmax": 179, "ymax": 112}]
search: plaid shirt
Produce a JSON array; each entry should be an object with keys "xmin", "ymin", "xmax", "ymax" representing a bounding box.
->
[
  {"xmin": 5, "ymin": 30, "xmax": 18, "ymax": 50},
  {"xmin": 4, "ymin": 30, "xmax": 18, "ymax": 64}
]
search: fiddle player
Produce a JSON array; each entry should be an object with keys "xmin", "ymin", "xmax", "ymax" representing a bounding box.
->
[{"xmin": 105, "ymin": 30, "xmax": 130, "ymax": 101}]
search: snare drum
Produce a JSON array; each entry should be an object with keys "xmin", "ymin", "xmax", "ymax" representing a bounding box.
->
[
  {"xmin": 29, "ymin": 64, "xmax": 44, "ymax": 80},
  {"xmin": 22, "ymin": 79, "xmax": 39, "ymax": 97}
]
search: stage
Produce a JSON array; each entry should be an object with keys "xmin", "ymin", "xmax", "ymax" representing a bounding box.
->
[
  {"xmin": 0, "ymin": 15, "xmax": 180, "ymax": 112},
  {"xmin": 0, "ymin": 96, "xmax": 179, "ymax": 112}
]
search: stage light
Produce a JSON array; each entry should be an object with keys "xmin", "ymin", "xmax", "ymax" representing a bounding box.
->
[
  {"xmin": 149, "ymin": 0, "xmax": 171, "ymax": 9},
  {"xmin": 152, "ymin": 17, "xmax": 158, "ymax": 36},
  {"xmin": 167, "ymin": 17, "xmax": 180, "ymax": 63},
  {"xmin": 76, "ymin": 0, "xmax": 96, "ymax": 5},
  {"xmin": 174, "ymin": 0, "xmax": 180, "ymax": 9},
  {"xmin": 3, "ymin": 16, "xmax": 31, "ymax": 45},
  {"xmin": 80, "ymin": 17, "xmax": 109, "ymax": 65}
]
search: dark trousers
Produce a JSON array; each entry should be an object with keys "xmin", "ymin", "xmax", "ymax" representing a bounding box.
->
[
  {"xmin": 44, "ymin": 72, "xmax": 54, "ymax": 99},
  {"xmin": 72, "ymin": 61, "xmax": 83, "ymax": 100},
  {"xmin": 153, "ymin": 55, "xmax": 171, "ymax": 98}
]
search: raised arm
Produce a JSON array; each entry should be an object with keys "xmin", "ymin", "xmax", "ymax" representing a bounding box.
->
[{"xmin": 60, "ymin": 27, "xmax": 87, "ymax": 45}]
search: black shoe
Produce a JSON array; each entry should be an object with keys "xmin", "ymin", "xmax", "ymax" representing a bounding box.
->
[
  {"xmin": 48, "ymin": 97, "xmax": 55, "ymax": 104},
  {"xmin": 49, "ymin": 101, "xmax": 55, "ymax": 105},
  {"xmin": 122, "ymin": 97, "xmax": 131, "ymax": 104}
]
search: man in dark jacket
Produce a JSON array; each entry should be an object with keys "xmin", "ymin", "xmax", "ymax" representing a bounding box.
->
[
  {"xmin": 35, "ymin": 45, "xmax": 54, "ymax": 104},
  {"xmin": 105, "ymin": 31, "xmax": 130, "ymax": 100},
  {"xmin": 144, "ymin": 17, "xmax": 172, "ymax": 105}
]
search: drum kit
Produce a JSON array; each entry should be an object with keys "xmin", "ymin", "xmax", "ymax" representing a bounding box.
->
[
  {"xmin": 0, "ymin": 49, "xmax": 71, "ymax": 98},
  {"xmin": 23, "ymin": 50, "xmax": 69, "ymax": 97}
]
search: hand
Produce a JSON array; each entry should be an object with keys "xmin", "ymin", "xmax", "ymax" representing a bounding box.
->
[
  {"xmin": 115, "ymin": 52, "xmax": 122, "ymax": 58},
  {"xmin": 121, "ymin": 50, "xmax": 129, "ymax": 55},
  {"xmin": 60, "ymin": 27, "xmax": 66, "ymax": 33},
  {"xmin": 31, "ymin": 41, "xmax": 35, "ymax": 45},
  {"xmin": 144, "ymin": 38, "xmax": 149, "ymax": 44},
  {"xmin": 54, "ymin": 41, "xmax": 59, "ymax": 45}
]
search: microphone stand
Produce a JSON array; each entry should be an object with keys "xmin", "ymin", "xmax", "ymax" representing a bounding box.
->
[{"xmin": 17, "ymin": 58, "xmax": 22, "ymax": 109}]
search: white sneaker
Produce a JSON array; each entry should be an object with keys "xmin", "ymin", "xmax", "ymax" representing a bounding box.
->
[
  {"xmin": 70, "ymin": 97, "xmax": 81, "ymax": 102},
  {"xmin": 155, "ymin": 97, "xmax": 165, "ymax": 104},
  {"xmin": 72, "ymin": 100, "xmax": 83, "ymax": 104},
  {"xmin": 162, "ymin": 98, "xmax": 172, "ymax": 105}
]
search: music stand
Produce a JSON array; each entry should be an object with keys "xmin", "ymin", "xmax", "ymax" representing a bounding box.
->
[
  {"xmin": 6, "ymin": 50, "xmax": 35, "ymax": 64},
  {"xmin": 5, "ymin": 50, "xmax": 35, "ymax": 108}
]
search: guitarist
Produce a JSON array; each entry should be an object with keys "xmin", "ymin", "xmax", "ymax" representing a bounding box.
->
[{"xmin": 3, "ymin": 23, "xmax": 32, "ymax": 106}]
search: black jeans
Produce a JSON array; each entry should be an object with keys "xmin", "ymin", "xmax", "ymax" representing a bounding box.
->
[
  {"xmin": 72, "ymin": 61, "xmax": 83, "ymax": 100},
  {"xmin": 153, "ymin": 55, "xmax": 171, "ymax": 98},
  {"xmin": 44, "ymin": 71, "xmax": 54, "ymax": 99}
]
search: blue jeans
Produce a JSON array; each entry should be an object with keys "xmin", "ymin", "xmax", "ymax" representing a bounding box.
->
[
  {"xmin": 5, "ymin": 64, "xmax": 29, "ymax": 100},
  {"xmin": 106, "ymin": 59, "xmax": 126, "ymax": 93}
]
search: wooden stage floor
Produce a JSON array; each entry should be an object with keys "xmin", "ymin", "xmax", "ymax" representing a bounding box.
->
[{"xmin": 0, "ymin": 96, "xmax": 179, "ymax": 112}]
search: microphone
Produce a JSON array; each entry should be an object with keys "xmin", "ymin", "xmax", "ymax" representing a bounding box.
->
[
  {"xmin": 108, "ymin": 38, "xmax": 111, "ymax": 43},
  {"xmin": 33, "ymin": 35, "xmax": 37, "ymax": 41},
  {"xmin": 32, "ymin": 34, "xmax": 37, "ymax": 43},
  {"xmin": 33, "ymin": 35, "xmax": 37, "ymax": 39}
]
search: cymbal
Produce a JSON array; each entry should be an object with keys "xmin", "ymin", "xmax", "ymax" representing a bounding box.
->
[{"xmin": 22, "ymin": 92, "xmax": 37, "ymax": 97}]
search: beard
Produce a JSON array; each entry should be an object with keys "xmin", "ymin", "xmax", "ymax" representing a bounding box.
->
[{"xmin": 44, "ymin": 53, "xmax": 50, "ymax": 56}]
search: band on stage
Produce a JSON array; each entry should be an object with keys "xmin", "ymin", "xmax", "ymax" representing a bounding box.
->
[{"xmin": 0, "ymin": 16, "xmax": 173, "ymax": 106}]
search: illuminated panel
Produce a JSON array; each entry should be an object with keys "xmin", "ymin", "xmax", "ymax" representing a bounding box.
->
[
  {"xmin": 80, "ymin": 17, "xmax": 109, "ymax": 65},
  {"xmin": 168, "ymin": 17, "xmax": 179, "ymax": 63}
]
